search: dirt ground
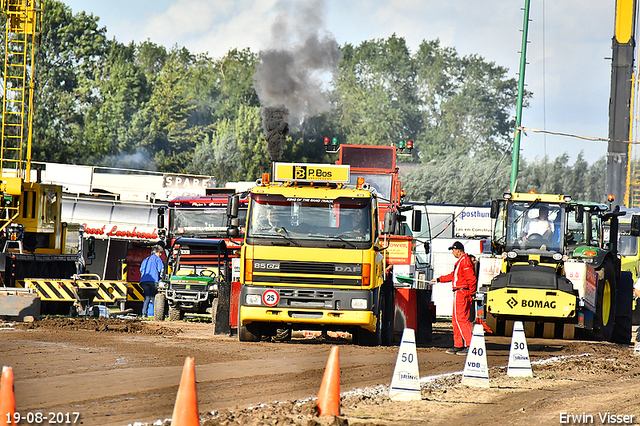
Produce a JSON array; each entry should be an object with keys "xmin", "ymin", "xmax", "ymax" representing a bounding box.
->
[{"xmin": 1, "ymin": 317, "xmax": 640, "ymax": 426}]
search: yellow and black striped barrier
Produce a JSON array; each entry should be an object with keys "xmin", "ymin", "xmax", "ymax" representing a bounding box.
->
[{"xmin": 16, "ymin": 280, "xmax": 145, "ymax": 303}]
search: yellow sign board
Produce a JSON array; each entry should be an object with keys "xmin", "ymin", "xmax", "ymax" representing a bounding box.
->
[
  {"xmin": 274, "ymin": 163, "xmax": 350, "ymax": 183},
  {"xmin": 386, "ymin": 236, "xmax": 412, "ymax": 265}
]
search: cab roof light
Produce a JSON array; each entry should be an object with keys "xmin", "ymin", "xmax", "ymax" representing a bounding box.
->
[
  {"xmin": 563, "ymin": 195, "xmax": 572, "ymax": 202},
  {"xmin": 356, "ymin": 177, "xmax": 365, "ymax": 189},
  {"xmin": 325, "ymin": 137, "xmax": 339, "ymax": 153},
  {"xmin": 261, "ymin": 173, "xmax": 270, "ymax": 186},
  {"xmin": 608, "ymin": 194, "xmax": 615, "ymax": 202},
  {"xmin": 503, "ymin": 192, "xmax": 512, "ymax": 200}
]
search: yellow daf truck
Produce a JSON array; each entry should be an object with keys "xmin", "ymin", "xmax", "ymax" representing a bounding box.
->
[{"xmin": 238, "ymin": 163, "xmax": 392, "ymax": 345}]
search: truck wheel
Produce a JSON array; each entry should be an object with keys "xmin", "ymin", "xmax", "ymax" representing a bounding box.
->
[
  {"xmin": 358, "ymin": 304, "xmax": 382, "ymax": 346},
  {"xmin": 168, "ymin": 307, "xmax": 184, "ymax": 321},
  {"xmin": 237, "ymin": 307, "xmax": 261, "ymax": 342},
  {"xmin": 154, "ymin": 293, "xmax": 166, "ymax": 321},
  {"xmin": 593, "ymin": 260, "xmax": 617, "ymax": 341},
  {"xmin": 611, "ymin": 271, "xmax": 633, "ymax": 344},
  {"xmin": 210, "ymin": 298, "xmax": 219, "ymax": 327},
  {"xmin": 381, "ymin": 291, "xmax": 393, "ymax": 346}
]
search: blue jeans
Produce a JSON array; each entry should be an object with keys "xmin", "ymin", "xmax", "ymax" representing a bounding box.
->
[{"xmin": 140, "ymin": 281, "xmax": 158, "ymax": 317}]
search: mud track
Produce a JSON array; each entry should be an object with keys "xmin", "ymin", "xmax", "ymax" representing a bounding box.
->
[{"xmin": 1, "ymin": 318, "xmax": 639, "ymax": 426}]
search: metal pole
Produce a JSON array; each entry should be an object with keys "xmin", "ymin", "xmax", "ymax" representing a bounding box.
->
[{"xmin": 510, "ymin": 0, "xmax": 531, "ymax": 193}]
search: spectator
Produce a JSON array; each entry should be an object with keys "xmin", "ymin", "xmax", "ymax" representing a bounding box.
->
[{"xmin": 139, "ymin": 245, "xmax": 164, "ymax": 318}]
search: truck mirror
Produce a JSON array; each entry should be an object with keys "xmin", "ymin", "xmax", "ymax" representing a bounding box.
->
[
  {"xmin": 631, "ymin": 215, "xmax": 640, "ymax": 236},
  {"xmin": 227, "ymin": 195, "xmax": 239, "ymax": 218},
  {"xmin": 575, "ymin": 205, "xmax": 584, "ymax": 223},
  {"xmin": 227, "ymin": 214, "xmax": 240, "ymax": 237},
  {"xmin": 411, "ymin": 210, "xmax": 422, "ymax": 232},
  {"xmin": 87, "ymin": 236, "xmax": 96, "ymax": 260},
  {"xmin": 423, "ymin": 241, "xmax": 430, "ymax": 255},
  {"xmin": 157, "ymin": 207, "xmax": 165, "ymax": 229},
  {"xmin": 383, "ymin": 211, "xmax": 396, "ymax": 234},
  {"xmin": 490, "ymin": 201, "xmax": 499, "ymax": 219}
]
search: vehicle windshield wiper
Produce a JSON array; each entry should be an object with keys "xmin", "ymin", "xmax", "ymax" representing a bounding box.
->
[
  {"xmin": 514, "ymin": 199, "xmax": 540, "ymax": 225},
  {"xmin": 273, "ymin": 227, "xmax": 301, "ymax": 246},
  {"xmin": 329, "ymin": 234, "xmax": 357, "ymax": 248},
  {"xmin": 307, "ymin": 233, "xmax": 357, "ymax": 248}
]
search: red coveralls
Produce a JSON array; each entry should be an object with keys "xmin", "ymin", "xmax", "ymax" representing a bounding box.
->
[{"xmin": 437, "ymin": 253, "xmax": 477, "ymax": 348}]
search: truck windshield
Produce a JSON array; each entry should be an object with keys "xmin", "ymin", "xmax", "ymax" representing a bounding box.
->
[
  {"xmin": 246, "ymin": 194, "xmax": 372, "ymax": 244},
  {"xmin": 171, "ymin": 208, "xmax": 247, "ymax": 237},
  {"xmin": 504, "ymin": 201, "xmax": 564, "ymax": 252},
  {"xmin": 348, "ymin": 173, "xmax": 392, "ymax": 201}
]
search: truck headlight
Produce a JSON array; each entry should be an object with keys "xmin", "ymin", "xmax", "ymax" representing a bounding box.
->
[
  {"xmin": 209, "ymin": 283, "xmax": 219, "ymax": 292},
  {"xmin": 351, "ymin": 298, "xmax": 368, "ymax": 309},
  {"xmin": 245, "ymin": 294, "xmax": 261, "ymax": 305}
]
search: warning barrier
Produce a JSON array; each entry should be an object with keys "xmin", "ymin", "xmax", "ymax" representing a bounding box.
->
[
  {"xmin": 389, "ymin": 328, "xmax": 421, "ymax": 401},
  {"xmin": 507, "ymin": 321, "xmax": 533, "ymax": 377},
  {"xmin": 461, "ymin": 323, "xmax": 490, "ymax": 388},
  {"xmin": 16, "ymin": 280, "xmax": 144, "ymax": 302}
]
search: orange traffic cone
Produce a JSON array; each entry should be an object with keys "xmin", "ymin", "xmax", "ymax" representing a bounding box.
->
[
  {"xmin": 317, "ymin": 346, "xmax": 340, "ymax": 416},
  {"xmin": 171, "ymin": 357, "xmax": 200, "ymax": 426},
  {"xmin": 1, "ymin": 366, "xmax": 16, "ymax": 426},
  {"xmin": 476, "ymin": 317, "xmax": 494, "ymax": 335}
]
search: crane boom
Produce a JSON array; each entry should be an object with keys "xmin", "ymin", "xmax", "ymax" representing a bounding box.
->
[
  {"xmin": 0, "ymin": 0, "xmax": 41, "ymax": 231},
  {"xmin": 606, "ymin": 0, "xmax": 636, "ymax": 207}
]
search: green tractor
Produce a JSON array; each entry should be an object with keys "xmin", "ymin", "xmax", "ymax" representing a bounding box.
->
[{"xmin": 154, "ymin": 238, "xmax": 232, "ymax": 335}]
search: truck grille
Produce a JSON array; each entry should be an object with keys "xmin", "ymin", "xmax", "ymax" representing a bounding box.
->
[
  {"xmin": 253, "ymin": 276, "xmax": 361, "ymax": 286},
  {"xmin": 280, "ymin": 261, "xmax": 335, "ymax": 274}
]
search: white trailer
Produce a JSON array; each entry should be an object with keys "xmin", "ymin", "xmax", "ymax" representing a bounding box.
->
[{"xmin": 406, "ymin": 203, "xmax": 492, "ymax": 317}]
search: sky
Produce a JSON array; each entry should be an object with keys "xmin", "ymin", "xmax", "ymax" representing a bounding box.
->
[{"xmin": 62, "ymin": 0, "xmax": 623, "ymax": 165}]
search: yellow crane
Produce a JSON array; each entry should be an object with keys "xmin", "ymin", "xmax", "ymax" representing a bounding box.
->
[
  {"xmin": 0, "ymin": 0, "xmax": 40, "ymax": 233},
  {"xmin": 0, "ymin": 2, "xmax": 143, "ymax": 316}
]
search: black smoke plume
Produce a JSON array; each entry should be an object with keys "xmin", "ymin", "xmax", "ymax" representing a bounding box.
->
[
  {"xmin": 254, "ymin": 0, "xmax": 342, "ymax": 161},
  {"xmin": 261, "ymin": 106, "xmax": 289, "ymax": 162}
]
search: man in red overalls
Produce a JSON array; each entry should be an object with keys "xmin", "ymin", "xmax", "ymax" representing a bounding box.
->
[{"xmin": 431, "ymin": 241, "xmax": 477, "ymax": 355}]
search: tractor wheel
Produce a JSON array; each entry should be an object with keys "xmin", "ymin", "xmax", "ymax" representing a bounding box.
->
[
  {"xmin": 153, "ymin": 293, "xmax": 166, "ymax": 321},
  {"xmin": 593, "ymin": 260, "xmax": 617, "ymax": 341},
  {"xmin": 237, "ymin": 307, "xmax": 261, "ymax": 342},
  {"xmin": 611, "ymin": 271, "xmax": 633, "ymax": 344},
  {"xmin": 168, "ymin": 307, "xmax": 184, "ymax": 321},
  {"xmin": 210, "ymin": 298, "xmax": 219, "ymax": 327}
]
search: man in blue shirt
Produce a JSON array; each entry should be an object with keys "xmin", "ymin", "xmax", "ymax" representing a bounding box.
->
[{"xmin": 139, "ymin": 245, "xmax": 164, "ymax": 318}]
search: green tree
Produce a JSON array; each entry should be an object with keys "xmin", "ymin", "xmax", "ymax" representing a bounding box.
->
[
  {"xmin": 414, "ymin": 39, "xmax": 521, "ymax": 161},
  {"xmin": 83, "ymin": 41, "xmax": 151, "ymax": 166},
  {"xmin": 31, "ymin": 0, "xmax": 108, "ymax": 163},
  {"xmin": 334, "ymin": 35, "xmax": 420, "ymax": 148}
]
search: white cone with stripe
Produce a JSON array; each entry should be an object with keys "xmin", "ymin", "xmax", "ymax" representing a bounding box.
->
[
  {"xmin": 389, "ymin": 328, "xmax": 421, "ymax": 401},
  {"xmin": 461, "ymin": 323, "xmax": 490, "ymax": 388},
  {"xmin": 507, "ymin": 321, "xmax": 532, "ymax": 377}
]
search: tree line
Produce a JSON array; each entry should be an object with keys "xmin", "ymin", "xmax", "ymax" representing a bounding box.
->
[{"xmin": 3, "ymin": 0, "xmax": 606, "ymax": 204}]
